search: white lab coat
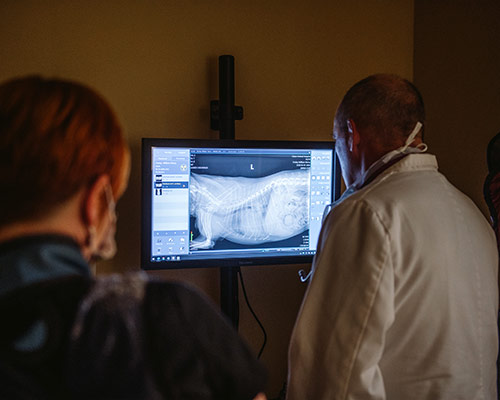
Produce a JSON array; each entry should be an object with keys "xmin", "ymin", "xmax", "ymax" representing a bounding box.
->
[{"xmin": 287, "ymin": 154, "xmax": 498, "ymax": 400}]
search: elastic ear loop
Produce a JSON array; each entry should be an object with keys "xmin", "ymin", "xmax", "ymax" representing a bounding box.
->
[
  {"xmin": 402, "ymin": 122, "xmax": 425, "ymax": 151},
  {"xmin": 104, "ymin": 184, "xmax": 118, "ymax": 227},
  {"xmin": 86, "ymin": 184, "xmax": 115, "ymax": 253},
  {"xmin": 86, "ymin": 225, "xmax": 97, "ymax": 253},
  {"xmin": 104, "ymin": 184, "xmax": 116, "ymax": 215},
  {"xmin": 380, "ymin": 121, "xmax": 426, "ymax": 164}
]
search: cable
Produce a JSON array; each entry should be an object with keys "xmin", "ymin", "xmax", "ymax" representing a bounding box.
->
[{"xmin": 238, "ymin": 268, "xmax": 267, "ymax": 359}]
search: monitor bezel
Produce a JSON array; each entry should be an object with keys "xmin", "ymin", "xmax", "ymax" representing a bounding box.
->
[{"xmin": 141, "ymin": 138, "xmax": 340, "ymax": 270}]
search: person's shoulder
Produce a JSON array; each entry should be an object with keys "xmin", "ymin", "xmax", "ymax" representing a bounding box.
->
[
  {"xmin": 87, "ymin": 272, "xmax": 220, "ymax": 322},
  {"xmin": 145, "ymin": 275, "xmax": 213, "ymax": 305},
  {"xmin": 329, "ymin": 190, "xmax": 378, "ymax": 220},
  {"xmin": 324, "ymin": 186, "xmax": 395, "ymax": 239},
  {"xmin": 146, "ymin": 275, "xmax": 200, "ymax": 292},
  {"xmin": 89, "ymin": 272, "xmax": 204, "ymax": 300},
  {"xmin": 142, "ymin": 275, "xmax": 228, "ymax": 329}
]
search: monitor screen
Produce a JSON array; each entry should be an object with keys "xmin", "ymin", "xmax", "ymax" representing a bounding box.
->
[{"xmin": 141, "ymin": 138, "xmax": 340, "ymax": 269}]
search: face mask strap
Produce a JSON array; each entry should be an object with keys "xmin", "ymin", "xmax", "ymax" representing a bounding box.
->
[
  {"xmin": 402, "ymin": 121, "xmax": 423, "ymax": 151},
  {"xmin": 380, "ymin": 121, "xmax": 426, "ymax": 164},
  {"xmin": 104, "ymin": 184, "xmax": 116, "ymax": 217},
  {"xmin": 86, "ymin": 225, "xmax": 98, "ymax": 253},
  {"xmin": 343, "ymin": 121, "xmax": 428, "ymax": 200},
  {"xmin": 87, "ymin": 184, "xmax": 118, "ymax": 264}
]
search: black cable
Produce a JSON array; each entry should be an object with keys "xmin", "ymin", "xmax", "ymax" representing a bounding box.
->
[{"xmin": 238, "ymin": 268, "xmax": 267, "ymax": 359}]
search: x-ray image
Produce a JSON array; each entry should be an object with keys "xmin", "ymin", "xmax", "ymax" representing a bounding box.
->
[
  {"xmin": 189, "ymin": 168, "xmax": 310, "ymax": 251},
  {"xmin": 191, "ymin": 153, "xmax": 303, "ymax": 177}
]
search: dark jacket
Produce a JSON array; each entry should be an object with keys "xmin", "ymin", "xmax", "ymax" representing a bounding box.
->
[{"xmin": 0, "ymin": 235, "xmax": 267, "ymax": 399}]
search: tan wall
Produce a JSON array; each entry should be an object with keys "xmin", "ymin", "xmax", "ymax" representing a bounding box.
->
[
  {"xmin": 414, "ymin": 0, "xmax": 500, "ymax": 217},
  {"xmin": 0, "ymin": 1, "xmax": 414, "ymax": 395}
]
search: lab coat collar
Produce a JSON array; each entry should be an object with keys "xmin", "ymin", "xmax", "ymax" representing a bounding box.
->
[{"xmin": 367, "ymin": 153, "xmax": 438, "ymax": 188}]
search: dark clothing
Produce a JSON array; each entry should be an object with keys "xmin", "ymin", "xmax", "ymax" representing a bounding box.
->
[
  {"xmin": 0, "ymin": 235, "xmax": 91, "ymax": 295},
  {"xmin": 0, "ymin": 235, "xmax": 266, "ymax": 399}
]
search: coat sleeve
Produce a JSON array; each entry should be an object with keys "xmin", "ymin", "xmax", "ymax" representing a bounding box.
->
[{"xmin": 287, "ymin": 199, "xmax": 395, "ymax": 400}]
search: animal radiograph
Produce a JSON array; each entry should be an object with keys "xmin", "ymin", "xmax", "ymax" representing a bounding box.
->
[{"xmin": 189, "ymin": 169, "xmax": 310, "ymax": 250}]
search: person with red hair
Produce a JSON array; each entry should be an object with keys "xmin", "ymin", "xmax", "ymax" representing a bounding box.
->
[
  {"xmin": 0, "ymin": 76, "xmax": 130, "ymax": 259},
  {"xmin": 0, "ymin": 76, "xmax": 266, "ymax": 400}
]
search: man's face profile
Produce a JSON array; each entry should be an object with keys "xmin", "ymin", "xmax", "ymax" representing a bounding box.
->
[{"xmin": 333, "ymin": 122, "xmax": 354, "ymax": 187}]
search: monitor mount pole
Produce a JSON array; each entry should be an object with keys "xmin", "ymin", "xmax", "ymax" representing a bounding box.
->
[{"xmin": 210, "ymin": 55, "xmax": 243, "ymax": 328}]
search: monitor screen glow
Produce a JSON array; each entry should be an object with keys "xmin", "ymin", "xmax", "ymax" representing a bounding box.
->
[{"xmin": 141, "ymin": 139, "xmax": 340, "ymax": 269}]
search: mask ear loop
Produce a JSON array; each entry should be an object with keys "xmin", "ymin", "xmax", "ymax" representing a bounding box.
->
[
  {"xmin": 97, "ymin": 184, "xmax": 118, "ymax": 261},
  {"xmin": 86, "ymin": 184, "xmax": 117, "ymax": 266},
  {"xmin": 416, "ymin": 141, "xmax": 428, "ymax": 152},
  {"xmin": 86, "ymin": 185, "xmax": 115, "ymax": 247},
  {"xmin": 412, "ymin": 121, "xmax": 428, "ymax": 153},
  {"xmin": 404, "ymin": 121, "xmax": 428, "ymax": 152},
  {"xmin": 86, "ymin": 225, "xmax": 97, "ymax": 253},
  {"xmin": 379, "ymin": 121, "xmax": 426, "ymax": 165},
  {"xmin": 104, "ymin": 184, "xmax": 117, "ymax": 218},
  {"xmin": 402, "ymin": 121, "xmax": 424, "ymax": 151}
]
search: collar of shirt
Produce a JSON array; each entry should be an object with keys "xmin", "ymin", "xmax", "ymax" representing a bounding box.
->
[{"xmin": 0, "ymin": 234, "xmax": 91, "ymax": 296}]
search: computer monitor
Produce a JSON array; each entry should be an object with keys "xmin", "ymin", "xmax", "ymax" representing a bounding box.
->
[{"xmin": 141, "ymin": 138, "xmax": 340, "ymax": 269}]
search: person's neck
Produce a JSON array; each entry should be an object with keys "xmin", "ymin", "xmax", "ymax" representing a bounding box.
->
[
  {"xmin": 355, "ymin": 144, "xmax": 409, "ymax": 188},
  {"xmin": 0, "ymin": 221, "xmax": 83, "ymax": 245},
  {"xmin": 0, "ymin": 198, "xmax": 86, "ymax": 250},
  {"xmin": 350, "ymin": 148, "xmax": 382, "ymax": 186}
]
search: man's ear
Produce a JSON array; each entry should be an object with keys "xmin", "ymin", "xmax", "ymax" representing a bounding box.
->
[
  {"xmin": 82, "ymin": 174, "xmax": 110, "ymax": 228},
  {"xmin": 347, "ymin": 119, "xmax": 361, "ymax": 155}
]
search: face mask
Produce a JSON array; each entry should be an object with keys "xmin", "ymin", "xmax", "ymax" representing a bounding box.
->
[
  {"xmin": 89, "ymin": 184, "xmax": 118, "ymax": 262},
  {"xmin": 322, "ymin": 121, "xmax": 427, "ymax": 220}
]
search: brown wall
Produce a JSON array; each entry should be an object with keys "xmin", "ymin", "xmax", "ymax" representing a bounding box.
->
[
  {"xmin": 414, "ymin": 0, "xmax": 500, "ymax": 217},
  {"xmin": 0, "ymin": 1, "xmax": 414, "ymax": 395}
]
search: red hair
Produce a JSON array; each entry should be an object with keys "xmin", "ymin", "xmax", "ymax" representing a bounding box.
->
[{"xmin": 0, "ymin": 76, "xmax": 129, "ymax": 226}]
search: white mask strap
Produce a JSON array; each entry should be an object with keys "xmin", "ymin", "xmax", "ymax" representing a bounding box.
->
[
  {"xmin": 104, "ymin": 184, "xmax": 116, "ymax": 215},
  {"xmin": 402, "ymin": 121, "xmax": 427, "ymax": 152},
  {"xmin": 345, "ymin": 121, "xmax": 428, "ymax": 197},
  {"xmin": 380, "ymin": 121, "xmax": 426, "ymax": 164}
]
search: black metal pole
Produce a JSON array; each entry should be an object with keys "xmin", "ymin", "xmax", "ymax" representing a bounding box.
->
[
  {"xmin": 216, "ymin": 55, "xmax": 239, "ymax": 328},
  {"xmin": 219, "ymin": 55, "xmax": 236, "ymax": 140},
  {"xmin": 220, "ymin": 266, "xmax": 239, "ymax": 328}
]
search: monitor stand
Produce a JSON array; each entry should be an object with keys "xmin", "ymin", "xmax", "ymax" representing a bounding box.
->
[{"xmin": 211, "ymin": 54, "xmax": 243, "ymax": 328}]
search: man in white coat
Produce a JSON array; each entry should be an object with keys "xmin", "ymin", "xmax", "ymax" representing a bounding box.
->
[{"xmin": 287, "ymin": 74, "xmax": 499, "ymax": 400}]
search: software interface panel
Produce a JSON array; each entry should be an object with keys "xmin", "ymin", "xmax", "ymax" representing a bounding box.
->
[{"xmin": 150, "ymin": 146, "xmax": 333, "ymax": 263}]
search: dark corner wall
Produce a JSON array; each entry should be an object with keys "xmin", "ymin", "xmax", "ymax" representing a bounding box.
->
[{"xmin": 414, "ymin": 0, "xmax": 500, "ymax": 217}]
